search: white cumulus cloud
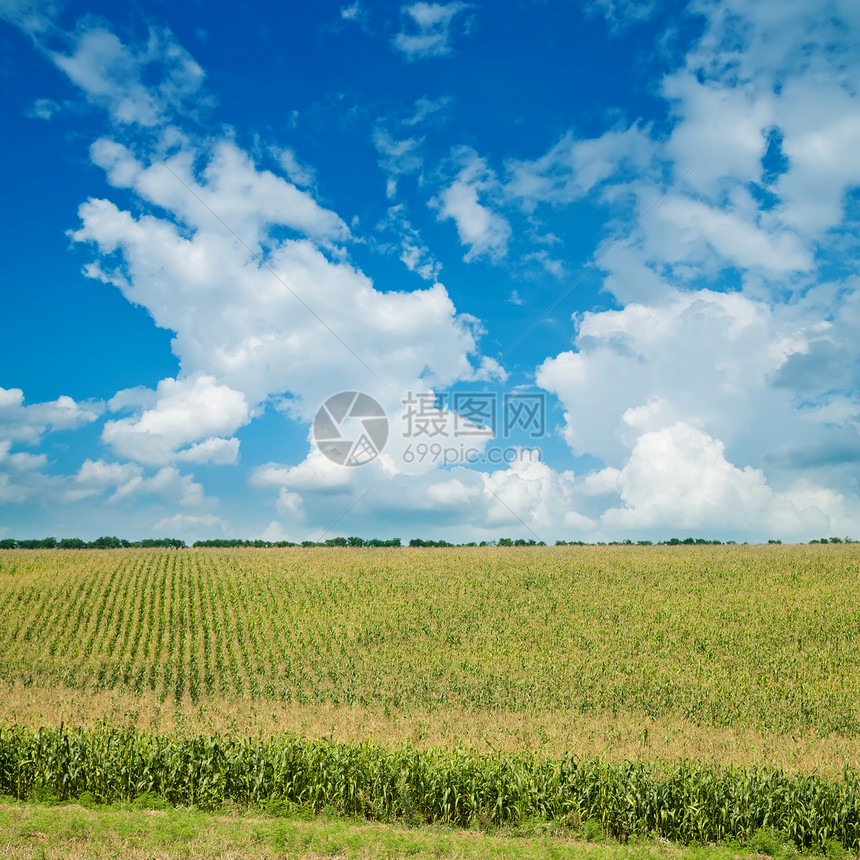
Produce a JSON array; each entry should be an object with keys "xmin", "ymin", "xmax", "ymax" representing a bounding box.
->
[
  {"xmin": 597, "ymin": 422, "xmax": 853, "ymax": 539},
  {"xmin": 0, "ymin": 387, "xmax": 100, "ymax": 444},
  {"xmin": 102, "ymin": 375, "xmax": 249, "ymax": 466},
  {"xmin": 432, "ymin": 148, "xmax": 510, "ymax": 261}
]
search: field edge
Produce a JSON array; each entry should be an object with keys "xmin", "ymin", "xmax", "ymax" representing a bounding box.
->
[{"xmin": 0, "ymin": 798, "xmax": 807, "ymax": 860}]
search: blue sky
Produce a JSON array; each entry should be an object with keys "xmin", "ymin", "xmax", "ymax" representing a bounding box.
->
[{"xmin": 1, "ymin": 0, "xmax": 859, "ymax": 544}]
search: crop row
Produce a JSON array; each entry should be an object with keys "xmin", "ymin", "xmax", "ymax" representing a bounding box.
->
[
  {"xmin": 0, "ymin": 546, "xmax": 858, "ymax": 736},
  {"xmin": 0, "ymin": 726, "xmax": 858, "ymax": 850}
]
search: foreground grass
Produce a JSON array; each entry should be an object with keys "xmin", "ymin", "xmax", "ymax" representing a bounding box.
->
[{"xmin": 0, "ymin": 800, "xmax": 785, "ymax": 860}]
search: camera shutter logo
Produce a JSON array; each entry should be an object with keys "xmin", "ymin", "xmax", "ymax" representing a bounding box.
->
[{"xmin": 314, "ymin": 392, "xmax": 389, "ymax": 466}]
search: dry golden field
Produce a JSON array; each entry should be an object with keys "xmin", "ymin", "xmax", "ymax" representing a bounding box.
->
[{"xmin": 1, "ymin": 544, "xmax": 858, "ymax": 773}]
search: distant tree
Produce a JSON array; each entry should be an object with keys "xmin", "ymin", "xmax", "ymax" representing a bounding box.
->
[
  {"xmin": 15, "ymin": 537, "xmax": 57, "ymax": 549},
  {"xmin": 138, "ymin": 538, "xmax": 186, "ymax": 548},
  {"xmin": 662, "ymin": 537, "xmax": 721, "ymax": 546},
  {"xmin": 91, "ymin": 536, "xmax": 123, "ymax": 549}
]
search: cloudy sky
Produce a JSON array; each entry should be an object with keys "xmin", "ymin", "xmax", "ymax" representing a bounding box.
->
[{"xmin": 1, "ymin": 0, "xmax": 858, "ymax": 544}]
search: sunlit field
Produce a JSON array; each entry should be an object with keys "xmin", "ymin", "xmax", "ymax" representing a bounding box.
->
[
  {"xmin": 1, "ymin": 545, "xmax": 858, "ymax": 772},
  {"xmin": 2, "ymin": 544, "xmax": 860, "ymax": 851}
]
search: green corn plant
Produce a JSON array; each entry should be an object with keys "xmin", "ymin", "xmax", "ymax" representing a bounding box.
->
[{"xmin": 1, "ymin": 726, "xmax": 858, "ymax": 851}]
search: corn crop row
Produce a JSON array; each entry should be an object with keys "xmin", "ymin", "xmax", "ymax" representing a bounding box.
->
[
  {"xmin": 0, "ymin": 726, "xmax": 858, "ymax": 850},
  {"xmin": 1, "ymin": 546, "xmax": 859, "ymax": 736}
]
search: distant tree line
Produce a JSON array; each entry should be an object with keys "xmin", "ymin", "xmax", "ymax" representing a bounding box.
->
[
  {"xmin": 0, "ymin": 537, "xmax": 186, "ymax": 549},
  {"xmin": 193, "ymin": 538, "xmax": 403, "ymax": 548},
  {"xmin": 193, "ymin": 537, "xmax": 404, "ymax": 548},
  {"xmin": 0, "ymin": 534, "xmax": 854, "ymax": 550},
  {"xmin": 192, "ymin": 539, "xmax": 297, "ymax": 548}
]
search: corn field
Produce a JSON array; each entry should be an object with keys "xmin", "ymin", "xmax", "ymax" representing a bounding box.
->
[
  {"xmin": 0, "ymin": 726, "xmax": 859, "ymax": 850},
  {"xmin": 1, "ymin": 545, "xmax": 860, "ymax": 847},
  {"xmin": 0, "ymin": 545, "xmax": 857, "ymax": 737}
]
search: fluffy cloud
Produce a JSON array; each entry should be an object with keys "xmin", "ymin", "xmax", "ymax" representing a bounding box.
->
[
  {"xmin": 775, "ymin": 86, "xmax": 860, "ymax": 238},
  {"xmin": 648, "ymin": 0, "xmax": 860, "ymax": 279},
  {"xmin": 54, "ymin": 21, "xmax": 503, "ymax": 518},
  {"xmin": 152, "ymin": 512, "xmax": 227, "ymax": 536},
  {"xmin": 0, "ymin": 441, "xmax": 209, "ymax": 512},
  {"xmin": 661, "ymin": 73, "xmax": 774, "ymax": 200},
  {"xmin": 481, "ymin": 458, "xmax": 594, "ymax": 535},
  {"xmin": 537, "ymin": 287, "xmax": 860, "ymax": 465},
  {"xmin": 250, "ymin": 449, "xmax": 356, "ymax": 494},
  {"xmin": 596, "ymin": 422, "xmax": 852, "ymax": 538},
  {"xmin": 73, "ymin": 186, "xmax": 490, "ymax": 418},
  {"xmin": 275, "ymin": 148, "xmax": 316, "ymax": 189},
  {"xmin": 253, "ymin": 451, "xmax": 597, "ymax": 544},
  {"xmin": 52, "ymin": 25, "xmax": 207, "ymax": 126},
  {"xmin": 432, "ymin": 148, "xmax": 511, "ymax": 261},
  {"xmin": 86, "ymin": 136, "xmax": 350, "ymax": 246},
  {"xmin": 536, "ymin": 281, "xmax": 860, "ymax": 539},
  {"xmin": 0, "ymin": 440, "xmax": 47, "ymax": 475},
  {"xmin": 108, "ymin": 465, "xmax": 208, "ymax": 507},
  {"xmin": 525, "ymin": 0, "xmax": 860, "ymax": 541},
  {"xmin": 422, "ymin": 0, "xmax": 860, "ymax": 304},
  {"xmin": 74, "ymin": 458, "xmax": 141, "ymax": 489},
  {"xmin": 392, "ymin": 2, "xmax": 471, "ymax": 60},
  {"xmin": 505, "ymin": 125, "xmax": 654, "ymax": 211},
  {"xmin": 647, "ymin": 193, "xmax": 812, "ymax": 275},
  {"xmin": 0, "ymin": 440, "xmax": 54, "ymax": 505},
  {"xmin": 0, "ymin": 387, "xmax": 100, "ymax": 444},
  {"xmin": 102, "ymin": 375, "xmax": 249, "ymax": 466}
]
